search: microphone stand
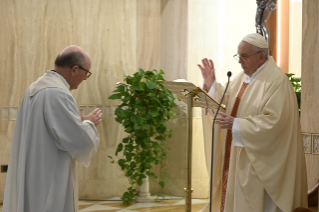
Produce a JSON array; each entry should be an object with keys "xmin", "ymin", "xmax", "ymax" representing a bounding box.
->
[{"xmin": 209, "ymin": 71, "xmax": 232, "ymax": 212}]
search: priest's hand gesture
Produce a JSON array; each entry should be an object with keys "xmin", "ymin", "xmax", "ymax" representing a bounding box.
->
[
  {"xmin": 215, "ymin": 112, "xmax": 234, "ymax": 129},
  {"xmin": 80, "ymin": 108, "xmax": 103, "ymax": 126},
  {"xmin": 198, "ymin": 58, "xmax": 216, "ymax": 92}
]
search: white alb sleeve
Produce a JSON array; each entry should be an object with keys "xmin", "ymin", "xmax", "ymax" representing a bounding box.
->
[
  {"xmin": 45, "ymin": 89, "xmax": 100, "ymax": 167},
  {"xmin": 207, "ymin": 81, "xmax": 217, "ymax": 99},
  {"xmin": 232, "ymin": 118, "xmax": 244, "ymax": 147}
]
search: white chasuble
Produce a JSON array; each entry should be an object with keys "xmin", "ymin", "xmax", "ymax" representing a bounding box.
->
[
  {"xmin": 201, "ymin": 57, "xmax": 307, "ymax": 212},
  {"xmin": 3, "ymin": 71, "xmax": 100, "ymax": 212}
]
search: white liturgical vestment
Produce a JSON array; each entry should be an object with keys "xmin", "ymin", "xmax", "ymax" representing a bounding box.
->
[
  {"xmin": 3, "ymin": 71, "xmax": 100, "ymax": 212},
  {"xmin": 201, "ymin": 57, "xmax": 307, "ymax": 212}
]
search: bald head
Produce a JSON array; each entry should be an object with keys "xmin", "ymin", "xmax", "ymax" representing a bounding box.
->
[
  {"xmin": 55, "ymin": 45, "xmax": 91, "ymax": 68},
  {"xmin": 54, "ymin": 45, "xmax": 92, "ymax": 90}
]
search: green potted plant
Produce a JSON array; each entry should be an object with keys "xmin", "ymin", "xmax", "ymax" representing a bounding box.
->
[
  {"xmin": 108, "ymin": 69, "xmax": 178, "ymax": 204},
  {"xmin": 286, "ymin": 73, "xmax": 301, "ymax": 110}
]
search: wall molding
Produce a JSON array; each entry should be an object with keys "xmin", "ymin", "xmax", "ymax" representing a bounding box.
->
[
  {"xmin": 0, "ymin": 105, "xmax": 198, "ymax": 121},
  {"xmin": 302, "ymin": 132, "xmax": 319, "ymax": 155}
]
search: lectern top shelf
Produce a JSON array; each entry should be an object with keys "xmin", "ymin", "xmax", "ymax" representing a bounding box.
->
[{"xmin": 159, "ymin": 81, "xmax": 226, "ymax": 112}]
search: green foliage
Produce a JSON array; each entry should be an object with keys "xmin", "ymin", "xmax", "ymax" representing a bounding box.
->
[
  {"xmin": 108, "ymin": 69, "xmax": 178, "ymax": 205},
  {"xmin": 286, "ymin": 73, "xmax": 301, "ymax": 109}
]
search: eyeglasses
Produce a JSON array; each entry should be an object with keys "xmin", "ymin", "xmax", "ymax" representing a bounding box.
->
[
  {"xmin": 233, "ymin": 51, "xmax": 262, "ymax": 61},
  {"xmin": 77, "ymin": 65, "xmax": 92, "ymax": 79}
]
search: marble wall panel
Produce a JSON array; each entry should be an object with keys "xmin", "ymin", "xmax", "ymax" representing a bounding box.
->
[
  {"xmin": 0, "ymin": 0, "xmax": 33, "ymax": 106},
  {"xmin": 312, "ymin": 134, "xmax": 319, "ymax": 155},
  {"xmin": 148, "ymin": 116, "xmax": 208, "ymax": 198},
  {"xmin": 180, "ymin": 105, "xmax": 187, "ymax": 119},
  {"xmin": 79, "ymin": 106, "xmax": 87, "ymax": 115},
  {"xmin": 78, "ymin": 178, "xmax": 128, "ymax": 200},
  {"xmin": 70, "ymin": 0, "xmax": 137, "ymax": 106},
  {"xmin": 160, "ymin": 0, "xmax": 188, "ymax": 81},
  {"xmin": 1, "ymin": 108, "xmax": 9, "ymax": 121},
  {"xmin": 191, "ymin": 118, "xmax": 209, "ymax": 198},
  {"xmin": 104, "ymin": 106, "xmax": 112, "ymax": 118},
  {"xmin": 9, "ymin": 107, "xmax": 19, "ymax": 121},
  {"xmin": 187, "ymin": 0, "xmax": 256, "ymax": 86},
  {"xmin": 172, "ymin": 107, "xmax": 180, "ymax": 118},
  {"xmin": 0, "ymin": 121, "xmax": 16, "ymax": 203},
  {"xmin": 136, "ymin": 0, "xmax": 161, "ymax": 71},
  {"xmin": 161, "ymin": 118, "xmax": 187, "ymax": 197},
  {"xmin": 87, "ymin": 106, "xmax": 96, "ymax": 114},
  {"xmin": 302, "ymin": 0, "xmax": 319, "ymax": 191},
  {"xmin": 193, "ymin": 108, "xmax": 202, "ymax": 118},
  {"xmin": 112, "ymin": 105, "xmax": 118, "ymax": 118},
  {"xmin": 302, "ymin": 133, "xmax": 312, "ymax": 154},
  {"xmin": 305, "ymin": 154, "xmax": 319, "ymax": 191},
  {"xmin": 28, "ymin": 0, "xmax": 86, "ymax": 81},
  {"xmin": 289, "ymin": 1, "xmax": 302, "ymax": 77}
]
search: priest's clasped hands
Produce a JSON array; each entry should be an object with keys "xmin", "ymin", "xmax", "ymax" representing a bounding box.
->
[
  {"xmin": 214, "ymin": 112, "xmax": 234, "ymax": 129},
  {"xmin": 80, "ymin": 108, "xmax": 103, "ymax": 126}
]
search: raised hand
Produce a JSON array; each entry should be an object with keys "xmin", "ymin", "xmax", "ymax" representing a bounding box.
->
[
  {"xmin": 81, "ymin": 108, "xmax": 103, "ymax": 126},
  {"xmin": 198, "ymin": 58, "xmax": 216, "ymax": 91},
  {"xmin": 215, "ymin": 112, "xmax": 234, "ymax": 129}
]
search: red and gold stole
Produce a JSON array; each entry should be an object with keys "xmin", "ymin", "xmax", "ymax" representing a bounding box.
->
[{"xmin": 220, "ymin": 82, "xmax": 249, "ymax": 212}]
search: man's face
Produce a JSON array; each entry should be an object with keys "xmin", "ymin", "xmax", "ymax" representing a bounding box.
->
[
  {"xmin": 237, "ymin": 41, "xmax": 263, "ymax": 76},
  {"xmin": 70, "ymin": 60, "xmax": 91, "ymax": 90}
]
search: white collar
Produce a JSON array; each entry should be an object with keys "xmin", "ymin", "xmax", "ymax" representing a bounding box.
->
[
  {"xmin": 245, "ymin": 59, "xmax": 268, "ymax": 83},
  {"xmin": 47, "ymin": 70, "xmax": 70, "ymax": 90}
]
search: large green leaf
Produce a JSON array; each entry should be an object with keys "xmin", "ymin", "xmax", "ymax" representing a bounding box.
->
[
  {"xmin": 130, "ymin": 114, "xmax": 139, "ymax": 123},
  {"xmin": 115, "ymin": 143, "xmax": 123, "ymax": 156},
  {"xmin": 139, "ymin": 68, "xmax": 145, "ymax": 74},
  {"xmin": 139, "ymin": 82, "xmax": 146, "ymax": 91},
  {"xmin": 118, "ymin": 159, "xmax": 126, "ymax": 170},
  {"xmin": 115, "ymin": 108, "xmax": 127, "ymax": 118},
  {"xmin": 122, "ymin": 137, "xmax": 129, "ymax": 143},
  {"xmin": 147, "ymin": 81, "xmax": 157, "ymax": 89},
  {"xmin": 117, "ymin": 85, "xmax": 125, "ymax": 93},
  {"xmin": 109, "ymin": 94, "xmax": 122, "ymax": 99}
]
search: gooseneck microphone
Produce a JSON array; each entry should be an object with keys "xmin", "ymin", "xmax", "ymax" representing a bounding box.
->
[{"xmin": 209, "ymin": 71, "xmax": 232, "ymax": 212}]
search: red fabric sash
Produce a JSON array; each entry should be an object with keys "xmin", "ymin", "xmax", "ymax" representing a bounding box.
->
[{"xmin": 220, "ymin": 82, "xmax": 249, "ymax": 212}]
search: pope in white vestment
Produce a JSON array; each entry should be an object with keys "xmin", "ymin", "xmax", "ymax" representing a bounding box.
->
[
  {"xmin": 200, "ymin": 33, "xmax": 308, "ymax": 212},
  {"xmin": 3, "ymin": 46, "xmax": 101, "ymax": 212}
]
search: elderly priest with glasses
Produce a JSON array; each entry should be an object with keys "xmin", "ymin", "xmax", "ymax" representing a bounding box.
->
[
  {"xmin": 198, "ymin": 33, "xmax": 308, "ymax": 212},
  {"xmin": 3, "ymin": 45, "xmax": 102, "ymax": 212}
]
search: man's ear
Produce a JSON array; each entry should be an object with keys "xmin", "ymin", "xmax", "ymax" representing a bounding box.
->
[
  {"xmin": 70, "ymin": 65, "xmax": 78, "ymax": 76},
  {"xmin": 260, "ymin": 52, "xmax": 266, "ymax": 62}
]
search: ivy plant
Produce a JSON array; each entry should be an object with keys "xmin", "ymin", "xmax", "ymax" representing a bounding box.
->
[
  {"xmin": 108, "ymin": 69, "xmax": 178, "ymax": 205},
  {"xmin": 286, "ymin": 73, "xmax": 301, "ymax": 109}
]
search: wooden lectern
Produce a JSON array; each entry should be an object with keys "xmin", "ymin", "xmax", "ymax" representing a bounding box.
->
[{"xmin": 160, "ymin": 81, "xmax": 226, "ymax": 212}]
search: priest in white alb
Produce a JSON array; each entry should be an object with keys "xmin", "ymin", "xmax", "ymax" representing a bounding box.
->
[
  {"xmin": 3, "ymin": 46, "xmax": 102, "ymax": 212},
  {"xmin": 199, "ymin": 33, "xmax": 308, "ymax": 212}
]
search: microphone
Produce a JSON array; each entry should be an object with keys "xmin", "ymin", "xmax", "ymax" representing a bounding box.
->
[{"xmin": 209, "ymin": 71, "xmax": 232, "ymax": 212}]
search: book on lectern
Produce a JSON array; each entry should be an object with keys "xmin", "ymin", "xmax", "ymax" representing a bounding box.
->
[{"xmin": 159, "ymin": 79, "xmax": 226, "ymax": 112}]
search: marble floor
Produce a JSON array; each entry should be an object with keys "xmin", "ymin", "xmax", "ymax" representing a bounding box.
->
[
  {"xmin": 0, "ymin": 196, "xmax": 210, "ymax": 212},
  {"xmin": 0, "ymin": 199, "xmax": 317, "ymax": 212}
]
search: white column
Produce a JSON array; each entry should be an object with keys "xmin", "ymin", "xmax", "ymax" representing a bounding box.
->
[{"xmin": 135, "ymin": 177, "xmax": 154, "ymax": 203}]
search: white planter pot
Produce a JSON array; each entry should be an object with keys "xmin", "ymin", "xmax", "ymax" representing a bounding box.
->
[{"xmin": 135, "ymin": 176, "xmax": 154, "ymax": 203}]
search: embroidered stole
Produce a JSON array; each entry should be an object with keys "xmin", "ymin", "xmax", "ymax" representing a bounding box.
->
[{"xmin": 220, "ymin": 82, "xmax": 249, "ymax": 212}]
